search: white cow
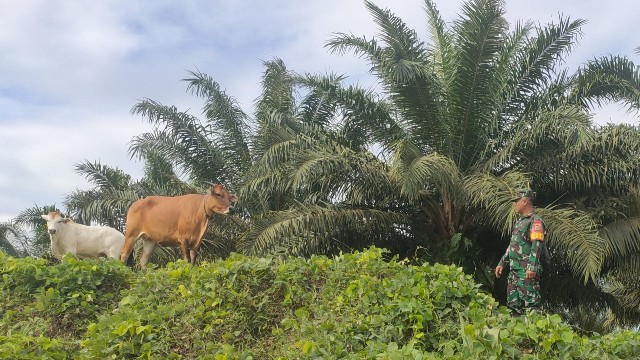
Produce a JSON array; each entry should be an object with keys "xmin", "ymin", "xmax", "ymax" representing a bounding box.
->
[{"xmin": 41, "ymin": 211, "xmax": 125, "ymax": 260}]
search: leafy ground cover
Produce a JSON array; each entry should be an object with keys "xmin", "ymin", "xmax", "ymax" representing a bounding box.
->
[{"xmin": 1, "ymin": 248, "xmax": 639, "ymax": 359}]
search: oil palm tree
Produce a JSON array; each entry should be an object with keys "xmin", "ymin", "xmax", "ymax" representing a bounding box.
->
[{"xmin": 240, "ymin": 0, "xmax": 640, "ymax": 327}]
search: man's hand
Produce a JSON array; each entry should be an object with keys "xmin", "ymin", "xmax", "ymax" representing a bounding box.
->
[
  {"xmin": 525, "ymin": 270, "xmax": 536, "ymax": 279},
  {"xmin": 495, "ymin": 265, "xmax": 503, "ymax": 278}
]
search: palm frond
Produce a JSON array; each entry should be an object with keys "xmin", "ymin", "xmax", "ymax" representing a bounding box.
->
[
  {"xmin": 65, "ymin": 189, "xmax": 140, "ymax": 232},
  {"xmin": 449, "ymin": 0, "xmax": 507, "ymax": 169},
  {"xmin": 13, "ymin": 204, "xmax": 60, "ymax": 257},
  {"xmin": 600, "ymin": 217, "xmax": 640, "ymax": 262},
  {"xmin": 365, "ymin": 1, "xmax": 450, "ymax": 155},
  {"xmin": 288, "ymin": 142, "xmax": 396, "ymax": 206},
  {"xmin": 601, "ymin": 266, "xmax": 640, "ymax": 314},
  {"xmin": 536, "ymin": 206, "xmax": 603, "ymax": 283},
  {"xmin": 480, "ymin": 105, "xmax": 593, "ymax": 173},
  {"xmin": 184, "ymin": 69, "xmax": 253, "ymax": 180},
  {"xmin": 130, "ymin": 100, "xmax": 228, "ymax": 184},
  {"xmin": 0, "ymin": 222, "xmax": 21, "ymax": 256},
  {"xmin": 248, "ymin": 134, "xmax": 316, "ymax": 178},
  {"xmin": 512, "ymin": 16, "xmax": 585, "ymax": 100},
  {"xmin": 295, "ymin": 72, "xmax": 343, "ymax": 129},
  {"xmin": 184, "ymin": 69, "xmax": 249, "ymax": 126},
  {"xmin": 139, "ymin": 148, "xmax": 182, "ymax": 187},
  {"xmin": 129, "ymin": 129, "xmax": 176, "ymax": 162},
  {"xmin": 255, "ymin": 58, "xmax": 297, "ymax": 121},
  {"xmin": 297, "ymin": 73, "xmax": 406, "ymax": 150},
  {"xmin": 423, "ymin": 0, "xmax": 453, "ymax": 78},
  {"xmin": 482, "ymin": 19, "xmax": 532, "ymax": 140},
  {"xmin": 325, "ymin": 32, "xmax": 384, "ymax": 75},
  {"xmin": 74, "ymin": 160, "xmax": 131, "ymax": 191},
  {"xmin": 238, "ymin": 204, "xmax": 407, "ymax": 256},
  {"xmin": 390, "ymin": 139, "xmax": 461, "ymax": 203},
  {"xmin": 465, "ymin": 171, "xmax": 531, "ymax": 236},
  {"xmin": 244, "ymin": 131, "xmax": 396, "ymax": 212},
  {"xmin": 365, "ymin": 0, "xmax": 427, "ymax": 62},
  {"xmin": 534, "ymin": 122, "xmax": 640, "ymax": 194},
  {"xmin": 251, "ymin": 60, "xmax": 307, "ymax": 160},
  {"xmin": 571, "ymin": 55, "xmax": 640, "ymax": 113}
]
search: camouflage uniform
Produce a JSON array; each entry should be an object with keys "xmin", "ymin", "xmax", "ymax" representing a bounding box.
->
[{"xmin": 498, "ymin": 211, "xmax": 546, "ymax": 315}]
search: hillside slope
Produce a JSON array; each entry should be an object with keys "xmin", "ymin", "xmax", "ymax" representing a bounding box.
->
[{"xmin": 1, "ymin": 248, "xmax": 639, "ymax": 359}]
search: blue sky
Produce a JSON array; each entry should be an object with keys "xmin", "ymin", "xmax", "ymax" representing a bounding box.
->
[{"xmin": 1, "ymin": 0, "xmax": 639, "ymax": 222}]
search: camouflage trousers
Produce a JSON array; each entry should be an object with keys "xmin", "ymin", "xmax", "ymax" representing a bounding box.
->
[{"xmin": 506, "ymin": 269, "xmax": 540, "ymax": 314}]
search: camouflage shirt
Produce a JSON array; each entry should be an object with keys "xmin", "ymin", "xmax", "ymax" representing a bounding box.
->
[{"xmin": 498, "ymin": 212, "xmax": 546, "ymax": 274}]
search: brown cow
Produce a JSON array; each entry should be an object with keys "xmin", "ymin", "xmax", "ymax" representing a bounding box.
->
[{"xmin": 120, "ymin": 183, "xmax": 237, "ymax": 267}]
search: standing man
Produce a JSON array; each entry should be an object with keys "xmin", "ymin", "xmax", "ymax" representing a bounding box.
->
[{"xmin": 495, "ymin": 189, "xmax": 546, "ymax": 316}]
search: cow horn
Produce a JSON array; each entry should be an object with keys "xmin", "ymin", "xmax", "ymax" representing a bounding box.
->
[{"xmin": 204, "ymin": 181, "xmax": 216, "ymax": 187}]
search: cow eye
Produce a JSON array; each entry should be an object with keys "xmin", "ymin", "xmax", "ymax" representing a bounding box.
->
[{"xmin": 214, "ymin": 192, "xmax": 222, "ymax": 197}]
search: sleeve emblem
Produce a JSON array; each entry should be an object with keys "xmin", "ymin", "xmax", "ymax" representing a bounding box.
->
[{"xmin": 530, "ymin": 219, "xmax": 545, "ymax": 241}]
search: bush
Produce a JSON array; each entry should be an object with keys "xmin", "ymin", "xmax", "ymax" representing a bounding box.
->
[
  {"xmin": 0, "ymin": 334, "xmax": 70, "ymax": 360},
  {"xmin": 0, "ymin": 252, "xmax": 133, "ymax": 344},
  {"xmin": 1, "ymin": 248, "xmax": 639, "ymax": 359}
]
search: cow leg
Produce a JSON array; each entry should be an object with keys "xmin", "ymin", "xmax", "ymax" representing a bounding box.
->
[
  {"xmin": 120, "ymin": 233, "xmax": 138, "ymax": 263},
  {"xmin": 180, "ymin": 241, "xmax": 190, "ymax": 263},
  {"xmin": 140, "ymin": 240, "xmax": 156, "ymax": 267},
  {"xmin": 189, "ymin": 248, "xmax": 197, "ymax": 265},
  {"xmin": 68, "ymin": 239, "xmax": 78, "ymax": 259}
]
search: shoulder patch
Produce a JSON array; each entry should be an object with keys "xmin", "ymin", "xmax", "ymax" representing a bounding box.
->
[{"xmin": 530, "ymin": 219, "xmax": 545, "ymax": 241}]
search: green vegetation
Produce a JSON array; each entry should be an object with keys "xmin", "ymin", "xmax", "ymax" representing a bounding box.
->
[{"xmin": 1, "ymin": 248, "xmax": 639, "ymax": 359}]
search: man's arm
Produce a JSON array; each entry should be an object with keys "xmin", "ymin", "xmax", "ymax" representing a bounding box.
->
[
  {"xmin": 527, "ymin": 240, "xmax": 543, "ymax": 275},
  {"xmin": 526, "ymin": 218, "xmax": 545, "ymax": 275},
  {"xmin": 498, "ymin": 247, "xmax": 509, "ymax": 269},
  {"xmin": 495, "ymin": 246, "xmax": 509, "ymax": 278}
]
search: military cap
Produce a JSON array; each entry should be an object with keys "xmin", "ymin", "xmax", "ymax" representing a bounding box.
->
[{"xmin": 512, "ymin": 188, "xmax": 536, "ymax": 201}]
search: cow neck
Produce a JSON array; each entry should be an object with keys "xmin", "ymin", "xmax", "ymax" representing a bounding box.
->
[{"xmin": 203, "ymin": 196, "xmax": 214, "ymax": 218}]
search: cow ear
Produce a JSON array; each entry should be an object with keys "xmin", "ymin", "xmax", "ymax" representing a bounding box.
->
[
  {"xmin": 62, "ymin": 218, "xmax": 73, "ymax": 224},
  {"xmin": 41, "ymin": 214, "xmax": 48, "ymax": 220},
  {"xmin": 229, "ymin": 194, "xmax": 237, "ymax": 202}
]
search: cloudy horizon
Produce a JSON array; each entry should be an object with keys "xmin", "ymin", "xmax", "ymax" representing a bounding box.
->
[{"xmin": 1, "ymin": 0, "xmax": 639, "ymax": 222}]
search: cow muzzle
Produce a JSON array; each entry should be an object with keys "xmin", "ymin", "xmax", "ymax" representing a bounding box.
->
[
  {"xmin": 227, "ymin": 206, "xmax": 236, "ymax": 215},
  {"xmin": 48, "ymin": 229, "xmax": 57, "ymax": 235}
]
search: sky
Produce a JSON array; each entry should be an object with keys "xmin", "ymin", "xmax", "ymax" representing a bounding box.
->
[{"xmin": 1, "ymin": 0, "xmax": 639, "ymax": 223}]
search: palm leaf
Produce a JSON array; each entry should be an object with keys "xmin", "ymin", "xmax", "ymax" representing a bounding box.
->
[
  {"xmin": 239, "ymin": 204, "xmax": 407, "ymax": 256},
  {"xmin": 571, "ymin": 55, "xmax": 640, "ymax": 112},
  {"xmin": 423, "ymin": 0, "xmax": 453, "ymax": 78},
  {"xmin": 0, "ymin": 222, "xmax": 21, "ymax": 256},
  {"xmin": 390, "ymin": 139, "xmax": 462, "ymax": 203},
  {"xmin": 184, "ymin": 69, "xmax": 253, "ymax": 182},
  {"xmin": 465, "ymin": 171, "xmax": 531, "ymax": 236},
  {"xmin": 536, "ymin": 206, "xmax": 603, "ymax": 283},
  {"xmin": 448, "ymin": 0, "xmax": 506, "ymax": 169},
  {"xmin": 74, "ymin": 160, "xmax": 132, "ymax": 191},
  {"xmin": 130, "ymin": 100, "xmax": 228, "ymax": 184},
  {"xmin": 296, "ymin": 73, "xmax": 406, "ymax": 150}
]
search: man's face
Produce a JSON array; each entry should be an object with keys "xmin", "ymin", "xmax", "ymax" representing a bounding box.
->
[{"xmin": 514, "ymin": 197, "xmax": 528, "ymax": 214}]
